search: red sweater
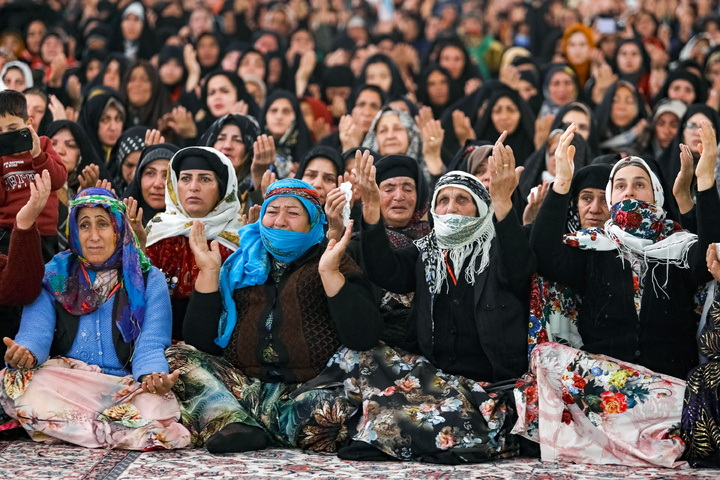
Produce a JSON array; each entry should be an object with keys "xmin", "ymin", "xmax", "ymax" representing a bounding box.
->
[
  {"xmin": 0, "ymin": 222, "xmax": 44, "ymax": 306},
  {"xmin": 0, "ymin": 136, "xmax": 67, "ymax": 235}
]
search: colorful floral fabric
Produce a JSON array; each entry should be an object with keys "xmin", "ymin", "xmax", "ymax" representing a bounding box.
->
[
  {"xmin": 166, "ymin": 345, "xmax": 353, "ymax": 452},
  {"xmin": 513, "ymin": 342, "xmax": 686, "ymax": 467},
  {"xmin": 0, "ymin": 357, "xmax": 190, "ymax": 450},
  {"xmin": 527, "ymin": 274, "xmax": 582, "ymax": 359},
  {"xmin": 318, "ymin": 345, "xmax": 519, "ymax": 462}
]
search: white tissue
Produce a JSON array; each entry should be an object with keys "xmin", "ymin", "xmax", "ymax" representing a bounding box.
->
[{"xmin": 340, "ymin": 182, "xmax": 353, "ymax": 226}]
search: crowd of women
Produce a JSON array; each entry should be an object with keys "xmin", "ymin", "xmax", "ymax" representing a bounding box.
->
[{"xmin": 3, "ymin": 0, "xmax": 720, "ymax": 469}]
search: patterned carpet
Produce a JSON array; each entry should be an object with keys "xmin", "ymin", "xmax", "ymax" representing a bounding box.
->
[{"xmin": 3, "ymin": 440, "xmax": 720, "ymax": 479}]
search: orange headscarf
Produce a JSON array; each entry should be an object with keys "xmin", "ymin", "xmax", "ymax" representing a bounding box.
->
[{"xmin": 562, "ymin": 24, "xmax": 595, "ymax": 88}]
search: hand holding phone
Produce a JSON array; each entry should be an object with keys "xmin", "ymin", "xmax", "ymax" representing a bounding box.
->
[{"xmin": 0, "ymin": 128, "xmax": 33, "ymax": 157}]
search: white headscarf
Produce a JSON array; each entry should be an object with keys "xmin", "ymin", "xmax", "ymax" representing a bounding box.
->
[
  {"xmin": 414, "ymin": 171, "xmax": 495, "ymax": 294},
  {"xmin": 146, "ymin": 146, "xmax": 244, "ymax": 250},
  {"xmin": 0, "ymin": 61, "xmax": 34, "ymax": 91}
]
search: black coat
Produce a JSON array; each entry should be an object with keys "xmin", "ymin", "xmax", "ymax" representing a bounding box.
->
[
  {"xmin": 360, "ymin": 210, "xmax": 535, "ymax": 382},
  {"xmin": 530, "ymin": 188, "xmax": 720, "ymax": 378}
]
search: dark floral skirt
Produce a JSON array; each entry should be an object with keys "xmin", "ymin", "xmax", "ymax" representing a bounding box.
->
[
  {"xmin": 308, "ymin": 345, "xmax": 519, "ymax": 462},
  {"xmin": 166, "ymin": 345, "xmax": 353, "ymax": 452}
]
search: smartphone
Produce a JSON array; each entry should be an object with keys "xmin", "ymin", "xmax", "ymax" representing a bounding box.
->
[
  {"xmin": 596, "ymin": 17, "xmax": 617, "ymax": 35},
  {"xmin": 0, "ymin": 128, "xmax": 33, "ymax": 157}
]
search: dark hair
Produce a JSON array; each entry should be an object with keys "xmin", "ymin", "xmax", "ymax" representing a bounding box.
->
[{"xmin": 0, "ymin": 90, "xmax": 27, "ymax": 121}]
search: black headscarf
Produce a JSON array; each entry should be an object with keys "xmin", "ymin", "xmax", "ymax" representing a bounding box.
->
[
  {"xmin": 200, "ymin": 113, "xmax": 261, "ymax": 195},
  {"xmin": 81, "ymin": 53, "xmax": 130, "ymax": 98},
  {"xmin": 121, "ymin": 143, "xmax": 179, "ymax": 226},
  {"xmin": 373, "ymin": 154, "xmax": 431, "ymax": 247},
  {"xmin": 385, "ymin": 95, "xmax": 420, "ymax": 118},
  {"xmin": 109, "ymin": 125, "xmax": 148, "ymax": 194},
  {"xmin": 157, "ymin": 45, "xmax": 186, "ymax": 92},
  {"xmin": 295, "ymin": 145, "xmax": 344, "ymax": 183},
  {"xmin": 44, "ymin": 120, "xmax": 108, "ymax": 195},
  {"xmin": 565, "ymin": 163, "xmax": 613, "ymax": 233},
  {"xmin": 655, "ymin": 69, "xmax": 708, "ymax": 105},
  {"xmin": 77, "ymin": 48, "xmax": 107, "ymax": 86},
  {"xmin": 519, "ymin": 68, "xmax": 543, "ymax": 116},
  {"xmin": 416, "ymin": 63, "xmax": 455, "ymax": 120},
  {"xmin": 613, "ymin": 38, "xmax": 651, "ymax": 87},
  {"xmin": 199, "ymin": 70, "xmax": 261, "ymax": 128},
  {"xmin": 195, "ymin": 31, "xmax": 223, "ymax": 77},
  {"xmin": 321, "ymin": 65, "xmax": 354, "ymax": 104},
  {"xmin": 657, "ymin": 103, "xmax": 720, "ymax": 194},
  {"xmin": 550, "ymin": 101, "xmax": 600, "ymax": 157},
  {"xmin": 108, "ymin": 2, "xmax": 158, "ymax": 61},
  {"xmin": 122, "ymin": 59, "xmax": 173, "ymax": 128},
  {"xmin": 260, "ymin": 89, "xmax": 311, "ymax": 177},
  {"xmin": 358, "ymin": 53, "xmax": 408, "ymax": 97},
  {"xmin": 428, "ymin": 36, "xmax": 481, "ymax": 102},
  {"xmin": 237, "ymin": 48, "xmax": 268, "ymax": 83},
  {"xmin": 77, "ymin": 88, "xmax": 131, "ymax": 163},
  {"xmin": 266, "ymin": 50, "xmax": 295, "ymax": 93},
  {"xmin": 473, "ymin": 86, "xmax": 536, "ymax": 166},
  {"xmin": 594, "ymin": 81, "xmax": 649, "ymax": 150}
]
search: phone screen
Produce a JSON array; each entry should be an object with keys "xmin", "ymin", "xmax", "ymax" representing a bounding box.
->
[{"xmin": 596, "ymin": 18, "xmax": 617, "ymax": 34}]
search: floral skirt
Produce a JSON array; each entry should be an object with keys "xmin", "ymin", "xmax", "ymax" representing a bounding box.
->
[
  {"xmin": 312, "ymin": 345, "xmax": 519, "ymax": 462},
  {"xmin": 513, "ymin": 342, "xmax": 686, "ymax": 467},
  {"xmin": 0, "ymin": 358, "xmax": 191, "ymax": 450},
  {"xmin": 165, "ymin": 345, "xmax": 354, "ymax": 452}
]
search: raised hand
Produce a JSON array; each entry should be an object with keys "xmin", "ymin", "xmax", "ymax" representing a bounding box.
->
[
  {"xmin": 95, "ymin": 178, "xmax": 115, "ymax": 193},
  {"xmin": 78, "ymin": 164, "xmax": 100, "ymax": 191},
  {"xmin": 523, "ymin": 180, "xmax": 550, "ymax": 225},
  {"xmin": 141, "ymin": 370, "xmax": 180, "ymax": 395},
  {"xmin": 420, "ymin": 119, "xmax": 444, "ymax": 175},
  {"xmin": 28, "ymin": 124, "xmax": 41, "ymax": 158},
  {"xmin": 673, "ymin": 143, "xmax": 695, "ymax": 214},
  {"xmin": 165, "ymin": 106, "xmax": 197, "ymax": 138},
  {"xmin": 122, "ymin": 196, "xmax": 147, "ymax": 250},
  {"xmin": 251, "ymin": 134, "xmax": 276, "ymax": 189},
  {"xmin": 452, "ymin": 110, "xmax": 475, "ymax": 147},
  {"xmin": 324, "ymin": 183, "xmax": 348, "ymax": 242},
  {"xmin": 16, "ymin": 170, "xmax": 51, "ymax": 230},
  {"xmin": 318, "ymin": 220, "xmax": 353, "ymax": 297},
  {"xmin": 488, "ymin": 132, "xmax": 523, "ymax": 221},
  {"xmin": 330, "ymin": 95, "xmax": 346, "ymax": 119},
  {"xmin": 696, "ymin": 120, "xmax": 718, "ymax": 191},
  {"xmin": 707, "ymin": 243, "xmax": 720, "ymax": 282},
  {"xmin": 499, "ymin": 64, "xmax": 520, "ymax": 90},
  {"xmin": 260, "ymin": 168, "xmax": 276, "ymax": 198},
  {"xmin": 188, "ymin": 220, "xmax": 222, "ymax": 274},
  {"xmin": 48, "ymin": 94, "xmax": 68, "ymax": 121},
  {"xmin": 241, "ymin": 204, "xmax": 261, "ymax": 226},
  {"xmin": 352, "ymin": 149, "xmax": 381, "ymax": 225},
  {"xmin": 534, "ymin": 113, "xmax": 555, "ymax": 150},
  {"xmin": 231, "ymin": 100, "xmax": 248, "ymax": 116},
  {"xmin": 464, "ymin": 78, "xmax": 482, "ymax": 95},
  {"xmin": 552, "ymin": 124, "xmax": 577, "ymax": 195},
  {"xmin": 415, "ymin": 106, "xmax": 434, "ymax": 131},
  {"xmin": 338, "ymin": 114, "xmax": 363, "ymax": 151},
  {"xmin": 144, "ymin": 129, "xmax": 165, "ymax": 147},
  {"xmin": 3, "ymin": 337, "xmax": 36, "ymax": 369}
]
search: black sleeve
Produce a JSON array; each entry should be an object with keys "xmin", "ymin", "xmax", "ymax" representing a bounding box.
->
[
  {"xmin": 679, "ymin": 205, "xmax": 698, "ymax": 234},
  {"xmin": 687, "ymin": 186, "xmax": 720, "ymax": 284},
  {"xmin": 495, "ymin": 208, "xmax": 537, "ymax": 291},
  {"xmin": 183, "ymin": 290, "xmax": 224, "ymax": 356},
  {"xmin": 529, "ymin": 188, "xmax": 588, "ymax": 289},
  {"xmin": 360, "ymin": 220, "xmax": 419, "ymax": 294},
  {"xmin": 328, "ymin": 264, "xmax": 384, "ymax": 351}
]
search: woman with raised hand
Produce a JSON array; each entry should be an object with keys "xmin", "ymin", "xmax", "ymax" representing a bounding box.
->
[
  {"xmin": 167, "ymin": 178, "xmax": 382, "ymax": 454},
  {"xmin": 516, "ymin": 122, "xmax": 720, "ymax": 467},
  {"xmin": 0, "ymin": 187, "xmax": 190, "ymax": 450}
]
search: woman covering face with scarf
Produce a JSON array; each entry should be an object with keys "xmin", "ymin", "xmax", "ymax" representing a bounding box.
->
[
  {"xmin": 517, "ymin": 124, "xmax": 720, "ymax": 467},
  {"xmin": 325, "ymin": 148, "xmax": 534, "ymax": 463},
  {"xmin": 166, "ymin": 178, "xmax": 382, "ymax": 454},
  {"xmin": 0, "ymin": 188, "xmax": 190, "ymax": 450}
]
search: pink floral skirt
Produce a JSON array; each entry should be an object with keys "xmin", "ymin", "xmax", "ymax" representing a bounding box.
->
[
  {"xmin": 0, "ymin": 358, "xmax": 190, "ymax": 450},
  {"xmin": 513, "ymin": 342, "xmax": 686, "ymax": 467}
]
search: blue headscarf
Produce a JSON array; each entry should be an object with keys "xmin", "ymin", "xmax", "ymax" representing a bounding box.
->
[
  {"xmin": 216, "ymin": 178, "xmax": 326, "ymax": 347},
  {"xmin": 43, "ymin": 188, "xmax": 151, "ymax": 343}
]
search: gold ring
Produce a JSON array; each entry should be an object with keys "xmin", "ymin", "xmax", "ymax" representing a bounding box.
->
[
  {"xmin": 429, "ymin": 136, "xmax": 436, "ymax": 142},
  {"xmin": 129, "ymin": 217, "xmax": 136, "ymax": 222},
  {"xmin": 503, "ymin": 164, "xmax": 509, "ymax": 167}
]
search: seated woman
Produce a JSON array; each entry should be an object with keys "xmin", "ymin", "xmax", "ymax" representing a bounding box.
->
[
  {"xmin": 0, "ymin": 187, "xmax": 190, "ymax": 450},
  {"xmin": 516, "ymin": 123, "xmax": 720, "ymax": 467},
  {"xmin": 145, "ymin": 147, "xmax": 243, "ymax": 341},
  {"xmin": 121, "ymin": 143, "xmax": 179, "ymax": 227},
  {"xmin": 169, "ymin": 178, "xmax": 382, "ymax": 453},
  {"xmin": 331, "ymin": 146, "xmax": 534, "ymax": 463},
  {"xmin": 77, "ymin": 89, "xmax": 130, "ymax": 163}
]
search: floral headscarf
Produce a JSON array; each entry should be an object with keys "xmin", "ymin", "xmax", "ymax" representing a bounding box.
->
[
  {"xmin": 362, "ymin": 107, "xmax": 423, "ymax": 171},
  {"xmin": 43, "ymin": 188, "xmax": 151, "ymax": 343}
]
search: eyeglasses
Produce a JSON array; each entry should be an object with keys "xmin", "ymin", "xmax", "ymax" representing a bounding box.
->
[{"xmin": 684, "ymin": 122, "xmax": 702, "ymax": 130}]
